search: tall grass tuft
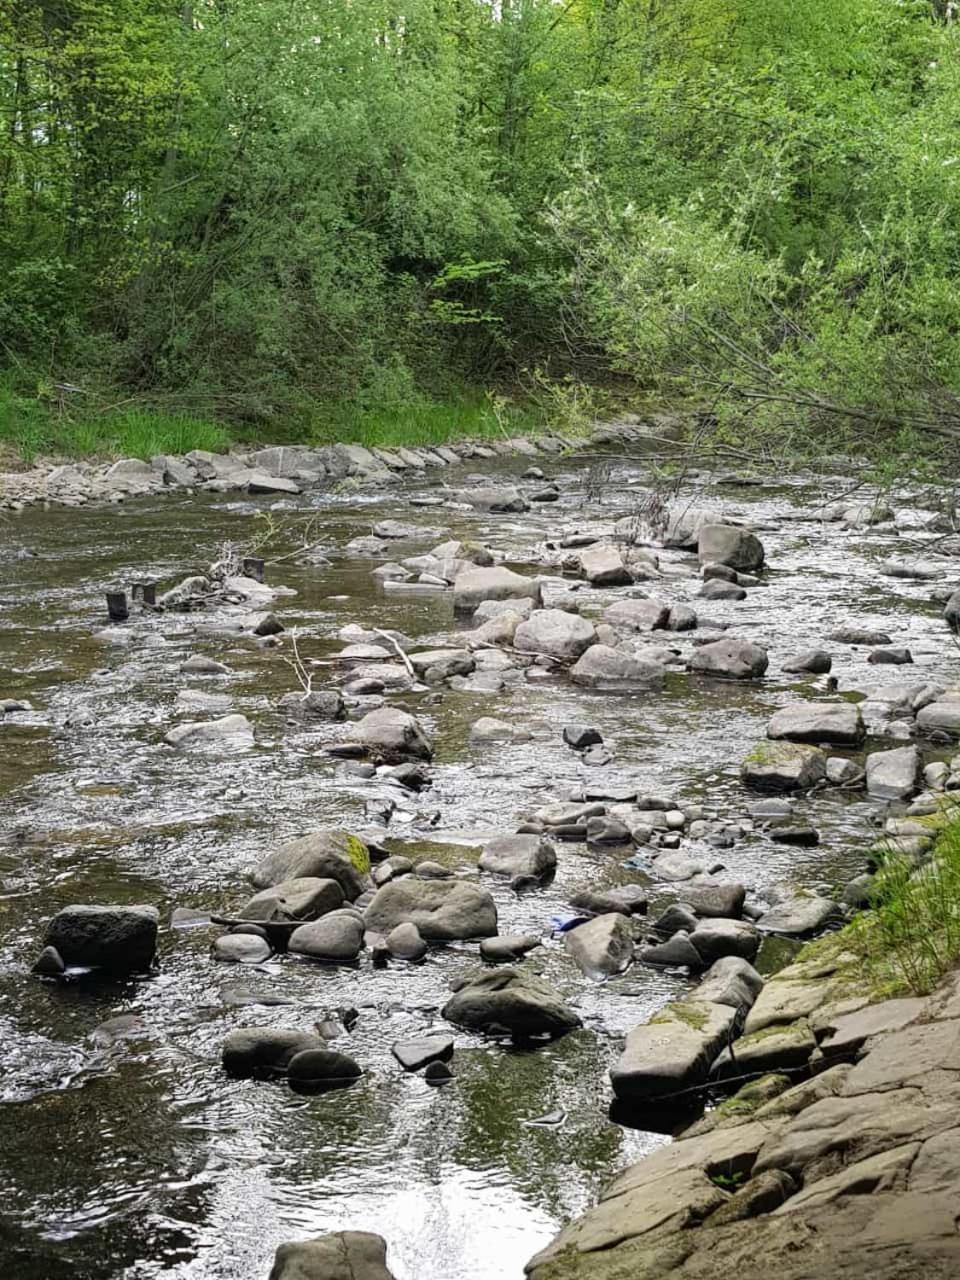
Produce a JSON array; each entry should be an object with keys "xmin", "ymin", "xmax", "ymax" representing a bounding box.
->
[{"xmin": 850, "ymin": 811, "xmax": 960, "ymax": 996}]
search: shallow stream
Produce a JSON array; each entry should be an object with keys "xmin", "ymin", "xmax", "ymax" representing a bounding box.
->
[{"xmin": 1, "ymin": 450, "xmax": 957, "ymax": 1279}]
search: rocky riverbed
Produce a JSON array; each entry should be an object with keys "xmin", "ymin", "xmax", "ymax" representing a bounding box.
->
[{"xmin": 2, "ymin": 424, "xmax": 960, "ymax": 1279}]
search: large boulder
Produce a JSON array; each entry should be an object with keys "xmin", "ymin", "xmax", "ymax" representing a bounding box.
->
[
  {"xmin": 250, "ymin": 829, "xmax": 369, "ymax": 899},
  {"xmin": 239, "ymin": 877, "xmax": 344, "ymax": 922},
  {"xmin": 916, "ymin": 694, "xmax": 960, "ymax": 737},
  {"xmin": 564, "ymin": 914, "xmax": 635, "ymax": 979},
  {"xmin": 479, "ymin": 835, "xmax": 556, "ymax": 880},
  {"xmin": 664, "ymin": 505, "xmax": 718, "ymax": 549},
  {"xmin": 453, "ymin": 566, "xmax": 542, "ymax": 613},
  {"xmin": 697, "ymin": 524, "xmax": 765, "ymax": 572},
  {"xmin": 688, "ymin": 638, "xmax": 768, "ymax": 680},
  {"xmin": 442, "ymin": 967, "xmax": 581, "ymax": 1038},
  {"xmin": 689, "ymin": 918, "xmax": 761, "ymax": 965},
  {"xmin": 221, "ymin": 1027, "xmax": 321, "ymax": 1077},
  {"xmin": 570, "ymin": 644, "xmax": 664, "ymax": 689},
  {"xmin": 514, "ymin": 609, "xmax": 596, "ymax": 661},
  {"xmin": 269, "ymin": 1232, "xmax": 397, "ymax": 1280},
  {"xmin": 603, "ymin": 599, "xmax": 669, "ymax": 632},
  {"xmin": 741, "ymin": 741, "xmax": 826, "ymax": 792},
  {"xmin": 610, "ymin": 1000, "xmax": 737, "ymax": 1101},
  {"xmin": 364, "ymin": 878, "xmax": 497, "ymax": 940},
  {"xmin": 578, "ymin": 544, "xmax": 632, "ymax": 586},
  {"xmin": 43, "ymin": 904, "xmax": 159, "ymax": 972},
  {"xmin": 288, "ymin": 911, "xmax": 365, "ymax": 962},
  {"xmin": 865, "ymin": 745, "xmax": 922, "ymax": 801},
  {"xmin": 355, "ymin": 706, "xmax": 433, "ymax": 762},
  {"xmin": 696, "ymin": 956, "xmax": 764, "ymax": 1015},
  {"xmin": 767, "ymin": 701, "xmax": 865, "ymax": 746}
]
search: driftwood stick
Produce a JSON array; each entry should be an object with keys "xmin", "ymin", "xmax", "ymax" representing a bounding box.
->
[{"xmin": 373, "ymin": 627, "xmax": 415, "ymax": 677}]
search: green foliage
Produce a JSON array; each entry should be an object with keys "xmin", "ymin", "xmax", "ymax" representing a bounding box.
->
[
  {"xmin": 2, "ymin": 0, "xmax": 960, "ymax": 454},
  {"xmin": 850, "ymin": 806, "xmax": 960, "ymax": 996}
]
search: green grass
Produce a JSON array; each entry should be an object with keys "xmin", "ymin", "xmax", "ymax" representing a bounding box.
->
[
  {"xmin": 0, "ymin": 377, "xmax": 229, "ymax": 463},
  {"xmin": 848, "ymin": 807, "xmax": 960, "ymax": 996},
  {"xmin": 313, "ymin": 390, "xmax": 550, "ymax": 450},
  {"xmin": 0, "ymin": 373, "xmax": 558, "ymax": 464}
]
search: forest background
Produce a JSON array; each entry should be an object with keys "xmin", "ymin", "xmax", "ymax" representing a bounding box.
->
[{"xmin": 2, "ymin": 0, "xmax": 959, "ymax": 461}]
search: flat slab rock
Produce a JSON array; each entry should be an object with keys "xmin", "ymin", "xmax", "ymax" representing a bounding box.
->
[{"xmin": 610, "ymin": 999, "xmax": 737, "ymax": 1101}]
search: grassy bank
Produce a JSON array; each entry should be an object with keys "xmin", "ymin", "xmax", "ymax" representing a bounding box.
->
[
  {"xmin": 801, "ymin": 801, "xmax": 960, "ymax": 1000},
  {"xmin": 0, "ymin": 375, "xmax": 555, "ymax": 466}
]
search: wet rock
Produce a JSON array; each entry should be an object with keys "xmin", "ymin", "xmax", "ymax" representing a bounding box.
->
[
  {"xmin": 826, "ymin": 756, "xmax": 864, "ymax": 785},
  {"xmin": 32, "ymin": 945, "xmax": 65, "ymax": 977},
  {"xmin": 240, "ymin": 877, "xmax": 345, "ymax": 923},
  {"xmin": 769, "ymin": 826, "xmax": 820, "ymax": 846},
  {"xmin": 570, "ymin": 644, "xmax": 664, "ymax": 688},
  {"xmin": 468, "ymin": 716, "xmax": 533, "ymax": 744},
  {"xmin": 514, "ymin": 608, "xmax": 596, "ymax": 661},
  {"xmin": 569, "ymin": 890, "xmax": 631, "ymax": 917},
  {"xmin": 741, "ymin": 741, "xmax": 827, "ymax": 791},
  {"xmin": 407, "ymin": 649, "xmax": 474, "ymax": 680},
  {"xmin": 424, "ymin": 1060, "xmax": 454, "ymax": 1084},
  {"xmin": 479, "ymin": 834, "xmax": 556, "ymax": 880},
  {"xmin": 944, "ymin": 588, "xmax": 960, "ymax": 632},
  {"xmin": 697, "ymin": 524, "xmax": 765, "ymax": 572},
  {"xmin": 563, "ymin": 724, "xmax": 603, "ymax": 750},
  {"xmin": 246, "ymin": 471, "xmax": 300, "ymax": 495},
  {"xmin": 841, "ymin": 501, "xmax": 892, "ymax": 527},
  {"xmin": 372, "ymin": 519, "xmax": 428, "ymax": 539},
  {"xmin": 43, "ymin": 904, "xmax": 159, "ymax": 972},
  {"xmin": 651, "ymin": 903, "xmax": 699, "ymax": 936},
  {"xmin": 603, "ymin": 598, "xmax": 669, "ymax": 632},
  {"xmin": 916, "ymin": 694, "xmax": 960, "ymax": 737},
  {"xmin": 828, "ymin": 626, "xmax": 893, "ymax": 646},
  {"xmin": 578, "ymin": 543, "xmax": 632, "ymax": 586},
  {"xmin": 610, "ymin": 999, "xmax": 737, "ymax": 1100},
  {"xmin": 179, "ymin": 655, "xmax": 230, "ymax": 675},
  {"xmin": 164, "ymin": 714, "xmax": 254, "ymax": 748},
  {"xmin": 868, "ymin": 647, "xmax": 913, "ymax": 665},
  {"xmin": 253, "ymin": 613, "xmax": 284, "ymax": 637},
  {"xmin": 473, "ymin": 596, "xmax": 535, "ymax": 623},
  {"xmin": 564, "ymin": 913, "xmax": 634, "ymax": 978},
  {"xmin": 757, "ymin": 893, "xmax": 839, "ymax": 936},
  {"xmin": 664, "ymin": 504, "xmax": 718, "ymax": 549},
  {"xmin": 365, "ymin": 878, "xmax": 496, "ymax": 940},
  {"xmin": 442, "ymin": 966, "xmax": 581, "ymax": 1038},
  {"xmin": 665, "ymin": 603, "xmax": 698, "ymax": 632},
  {"xmin": 386, "ymin": 922, "xmax": 428, "ymax": 961},
  {"xmin": 221, "ymin": 1027, "xmax": 321, "ymax": 1077},
  {"xmin": 355, "ymin": 706, "xmax": 432, "ymax": 762},
  {"xmin": 880, "ymin": 558, "xmax": 942, "ymax": 580},
  {"xmin": 689, "ymin": 918, "xmax": 761, "ymax": 964},
  {"xmin": 278, "ymin": 690, "xmax": 346, "ymax": 721},
  {"xmin": 697, "ymin": 956, "xmax": 764, "ymax": 1014},
  {"xmin": 704, "ymin": 1169, "xmax": 796, "ymax": 1226},
  {"xmin": 681, "ymin": 880, "xmax": 747, "ymax": 918},
  {"xmin": 213, "ymin": 933, "xmax": 272, "ymax": 963},
  {"xmin": 453, "ymin": 566, "xmax": 541, "ymax": 613},
  {"xmin": 767, "ymin": 701, "xmax": 865, "ymax": 746},
  {"xmin": 866, "ymin": 745, "xmax": 922, "ymax": 801},
  {"xmin": 288, "ymin": 911, "xmax": 365, "ymax": 962},
  {"xmin": 392, "ymin": 1035, "xmax": 454, "ymax": 1071},
  {"xmin": 781, "ymin": 650, "xmax": 832, "ymax": 674},
  {"xmin": 414, "ymin": 860, "xmax": 454, "ymax": 879},
  {"xmin": 287, "ymin": 1049, "xmax": 363, "ymax": 1092},
  {"xmin": 638, "ymin": 932, "xmax": 704, "ymax": 968},
  {"xmin": 250, "ymin": 830, "xmax": 368, "ymax": 899},
  {"xmin": 688, "ymin": 637, "xmax": 768, "ymax": 680},
  {"xmin": 480, "ymin": 934, "xmax": 541, "ymax": 963},
  {"xmin": 698, "ymin": 578, "xmax": 746, "ymax": 601},
  {"xmin": 453, "ymin": 486, "xmax": 528, "ymax": 513}
]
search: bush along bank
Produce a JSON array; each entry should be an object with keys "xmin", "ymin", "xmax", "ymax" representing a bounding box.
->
[{"xmin": 526, "ymin": 797, "xmax": 960, "ymax": 1280}]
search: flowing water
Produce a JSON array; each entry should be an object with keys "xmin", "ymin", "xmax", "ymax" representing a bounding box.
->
[{"xmin": 1, "ymin": 451, "xmax": 957, "ymax": 1280}]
